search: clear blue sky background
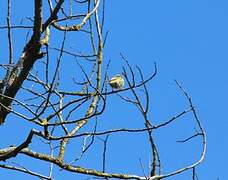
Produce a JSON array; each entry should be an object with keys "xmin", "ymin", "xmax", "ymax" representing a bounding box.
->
[
  {"xmin": 0, "ymin": 0, "xmax": 227, "ymax": 179},
  {"xmin": 105, "ymin": 1, "xmax": 228, "ymax": 179}
]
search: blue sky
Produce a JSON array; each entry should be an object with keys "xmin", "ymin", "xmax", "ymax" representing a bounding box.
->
[
  {"xmin": 104, "ymin": 1, "xmax": 228, "ymax": 179},
  {"xmin": 107, "ymin": 0, "xmax": 228, "ymax": 179},
  {"xmin": 0, "ymin": 0, "xmax": 227, "ymax": 179}
]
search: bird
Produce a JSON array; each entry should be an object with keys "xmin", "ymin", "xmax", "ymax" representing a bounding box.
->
[{"xmin": 109, "ymin": 75, "xmax": 125, "ymax": 89}]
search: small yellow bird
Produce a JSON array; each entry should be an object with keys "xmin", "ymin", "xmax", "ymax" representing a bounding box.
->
[{"xmin": 109, "ymin": 75, "xmax": 125, "ymax": 89}]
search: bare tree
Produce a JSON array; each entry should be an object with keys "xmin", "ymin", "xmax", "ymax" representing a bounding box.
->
[{"xmin": 0, "ymin": 0, "xmax": 206, "ymax": 179}]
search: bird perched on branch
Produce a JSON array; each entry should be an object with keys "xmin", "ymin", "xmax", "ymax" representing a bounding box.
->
[{"xmin": 109, "ymin": 75, "xmax": 125, "ymax": 89}]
